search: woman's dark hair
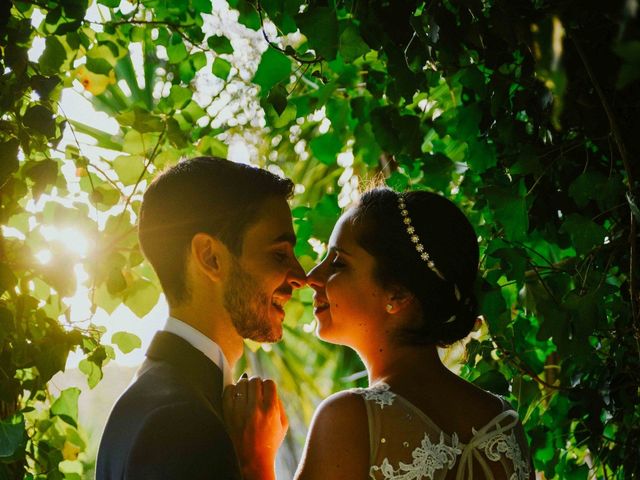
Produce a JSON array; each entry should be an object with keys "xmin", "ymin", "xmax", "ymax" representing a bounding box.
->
[
  {"xmin": 138, "ymin": 156, "xmax": 294, "ymax": 305},
  {"xmin": 350, "ymin": 187, "xmax": 479, "ymax": 346}
]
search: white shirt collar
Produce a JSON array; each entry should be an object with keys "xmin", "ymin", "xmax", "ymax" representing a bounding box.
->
[{"xmin": 162, "ymin": 316, "xmax": 234, "ymax": 387}]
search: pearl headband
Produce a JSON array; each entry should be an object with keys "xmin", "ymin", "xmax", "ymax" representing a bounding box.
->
[
  {"xmin": 397, "ymin": 193, "xmax": 462, "ymax": 323},
  {"xmin": 397, "ymin": 194, "xmax": 447, "ymax": 280}
]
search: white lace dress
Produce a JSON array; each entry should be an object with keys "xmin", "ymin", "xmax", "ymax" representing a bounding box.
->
[{"xmin": 352, "ymin": 383, "xmax": 532, "ymax": 480}]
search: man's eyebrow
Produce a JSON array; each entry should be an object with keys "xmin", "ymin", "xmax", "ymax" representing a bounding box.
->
[{"xmin": 273, "ymin": 232, "xmax": 297, "ymax": 246}]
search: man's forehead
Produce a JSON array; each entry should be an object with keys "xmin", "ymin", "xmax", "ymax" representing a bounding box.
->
[{"xmin": 244, "ymin": 197, "xmax": 296, "ymax": 245}]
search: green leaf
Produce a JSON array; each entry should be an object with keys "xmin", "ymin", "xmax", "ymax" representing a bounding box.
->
[
  {"xmin": 167, "ymin": 85, "xmax": 192, "ymax": 110},
  {"xmin": 307, "ymin": 194, "xmax": 340, "ymax": 240},
  {"xmin": 472, "ymin": 370, "xmax": 510, "ymax": 396},
  {"xmin": 25, "ymin": 158, "xmax": 59, "ymax": 198},
  {"xmin": 104, "ymin": 266, "xmax": 125, "ymax": 296},
  {"xmin": 193, "ymin": 0, "xmax": 212, "ymax": 13},
  {"xmin": 125, "ymin": 279, "xmax": 159, "ymax": 318},
  {"xmin": 489, "ymin": 247, "xmax": 528, "ymax": 287},
  {"xmin": 198, "ymin": 135, "xmax": 228, "ymax": 158},
  {"xmin": 50, "ymin": 388, "xmax": 80, "ymax": 428},
  {"xmin": 232, "ymin": 0, "xmax": 261, "ymax": 30},
  {"xmin": 253, "ymin": 49, "xmax": 291, "ymax": 97},
  {"xmin": 39, "ymin": 36, "xmax": 66, "ymax": 74},
  {"xmin": 79, "ymin": 359, "xmax": 102, "ymax": 389},
  {"xmin": 111, "ymin": 331, "xmax": 142, "ymax": 354},
  {"xmin": 23, "ymin": 105, "xmax": 56, "ymax": 137},
  {"xmin": 568, "ymin": 171, "xmax": 607, "ymax": 208},
  {"xmin": 94, "ymin": 283, "xmax": 120, "ymax": 315},
  {"xmin": 465, "ymin": 140, "xmax": 497, "ymax": 174},
  {"xmin": 0, "ymin": 307, "xmax": 13, "ymax": 345},
  {"xmin": 112, "ymin": 155, "xmax": 145, "ymax": 186},
  {"xmin": 0, "ymin": 138, "xmax": 19, "ymax": 187},
  {"xmin": 167, "ymin": 34, "xmax": 189, "ymax": 64},
  {"xmin": 296, "ymin": 6, "xmax": 339, "ymax": 61},
  {"xmin": 31, "ymin": 74, "xmax": 60, "ymax": 99},
  {"xmin": 211, "ymin": 57, "xmax": 231, "ymax": 80},
  {"xmin": 86, "ymin": 57, "xmax": 113, "ymax": 75},
  {"xmin": 0, "ymin": 415, "xmax": 25, "ymax": 459},
  {"xmin": 422, "ymin": 153, "xmax": 454, "ymax": 192},
  {"xmin": 267, "ymin": 84, "xmax": 288, "ymax": 116},
  {"xmin": 98, "ymin": 0, "xmax": 120, "ymax": 6},
  {"xmin": 191, "ymin": 51, "xmax": 207, "ymax": 71},
  {"xmin": 339, "ymin": 25, "xmax": 370, "ymax": 62},
  {"xmin": 260, "ymin": 0, "xmax": 299, "ymax": 34},
  {"xmin": 370, "ymin": 106, "xmax": 402, "ymax": 154},
  {"xmin": 309, "ymin": 133, "xmax": 341, "ymax": 165},
  {"xmin": 483, "ymin": 181, "xmax": 529, "ymax": 241},
  {"xmin": 122, "ymin": 130, "xmax": 159, "ymax": 155},
  {"xmin": 207, "ymin": 35, "xmax": 233, "ymax": 54},
  {"xmin": 560, "ymin": 214, "xmax": 608, "ymax": 255},
  {"xmin": 613, "ymin": 41, "xmax": 640, "ymax": 89}
]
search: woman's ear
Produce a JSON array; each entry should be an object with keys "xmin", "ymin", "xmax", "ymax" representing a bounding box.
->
[
  {"xmin": 190, "ymin": 233, "xmax": 228, "ymax": 282},
  {"xmin": 384, "ymin": 286, "xmax": 414, "ymax": 314}
]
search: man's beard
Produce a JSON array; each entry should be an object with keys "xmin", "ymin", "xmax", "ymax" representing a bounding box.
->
[{"xmin": 223, "ymin": 257, "xmax": 282, "ymax": 343}]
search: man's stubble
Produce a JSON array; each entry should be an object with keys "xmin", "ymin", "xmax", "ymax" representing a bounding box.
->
[{"xmin": 223, "ymin": 257, "xmax": 282, "ymax": 343}]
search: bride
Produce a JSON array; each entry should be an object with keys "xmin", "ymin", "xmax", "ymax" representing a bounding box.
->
[{"xmin": 223, "ymin": 187, "xmax": 533, "ymax": 480}]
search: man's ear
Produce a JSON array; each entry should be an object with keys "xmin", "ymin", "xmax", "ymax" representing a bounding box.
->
[{"xmin": 190, "ymin": 233, "xmax": 228, "ymax": 282}]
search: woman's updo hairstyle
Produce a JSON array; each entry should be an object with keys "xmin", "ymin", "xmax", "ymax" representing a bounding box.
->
[{"xmin": 350, "ymin": 187, "xmax": 479, "ymax": 346}]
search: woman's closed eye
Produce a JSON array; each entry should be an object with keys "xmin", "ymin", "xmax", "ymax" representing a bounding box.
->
[{"xmin": 330, "ymin": 258, "xmax": 345, "ymax": 269}]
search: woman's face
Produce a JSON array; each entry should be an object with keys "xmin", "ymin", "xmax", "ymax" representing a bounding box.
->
[{"xmin": 307, "ymin": 210, "xmax": 390, "ymax": 346}]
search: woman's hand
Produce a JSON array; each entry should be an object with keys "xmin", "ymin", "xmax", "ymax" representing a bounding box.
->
[{"xmin": 223, "ymin": 376, "xmax": 288, "ymax": 480}]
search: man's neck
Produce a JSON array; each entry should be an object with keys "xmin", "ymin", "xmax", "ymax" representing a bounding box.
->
[{"xmin": 168, "ymin": 305, "xmax": 244, "ymax": 369}]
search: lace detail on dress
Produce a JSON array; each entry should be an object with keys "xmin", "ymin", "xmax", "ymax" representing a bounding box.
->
[
  {"xmin": 370, "ymin": 432, "xmax": 462, "ymax": 480},
  {"xmin": 475, "ymin": 428, "xmax": 531, "ymax": 480},
  {"xmin": 353, "ymin": 383, "xmax": 397, "ymax": 409}
]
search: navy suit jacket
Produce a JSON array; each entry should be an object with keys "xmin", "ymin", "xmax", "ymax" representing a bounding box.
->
[{"xmin": 96, "ymin": 331, "xmax": 242, "ymax": 479}]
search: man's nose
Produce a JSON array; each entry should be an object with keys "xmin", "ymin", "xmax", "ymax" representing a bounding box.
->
[{"xmin": 287, "ymin": 258, "xmax": 307, "ymax": 289}]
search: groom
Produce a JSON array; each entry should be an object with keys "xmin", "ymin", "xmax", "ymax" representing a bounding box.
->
[{"xmin": 96, "ymin": 157, "xmax": 305, "ymax": 479}]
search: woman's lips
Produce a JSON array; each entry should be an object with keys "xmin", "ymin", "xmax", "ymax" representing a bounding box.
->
[{"xmin": 313, "ymin": 299, "xmax": 330, "ymax": 315}]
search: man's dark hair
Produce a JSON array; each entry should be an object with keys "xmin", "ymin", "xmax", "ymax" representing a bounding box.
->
[{"xmin": 138, "ymin": 157, "xmax": 294, "ymax": 305}]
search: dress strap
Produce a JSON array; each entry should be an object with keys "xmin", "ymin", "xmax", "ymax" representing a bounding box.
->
[{"xmin": 456, "ymin": 410, "xmax": 520, "ymax": 480}]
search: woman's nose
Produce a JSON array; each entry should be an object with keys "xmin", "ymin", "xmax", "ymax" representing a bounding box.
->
[{"xmin": 306, "ymin": 263, "xmax": 324, "ymax": 289}]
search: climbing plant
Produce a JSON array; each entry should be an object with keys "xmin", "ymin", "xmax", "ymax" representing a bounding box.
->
[{"xmin": 1, "ymin": 0, "xmax": 639, "ymax": 478}]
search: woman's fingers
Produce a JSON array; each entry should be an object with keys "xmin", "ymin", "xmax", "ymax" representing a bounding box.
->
[
  {"xmin": 262, "ymin": 379, "xmax": 276, "ymax": 407},
  {"xmin": 235, "ymin": 377, "xmax": 249, "ymax": 402},
  {"xmin": 278, "ymin": 396, "xmax": 289, "ymax": 431},
  {"xmin": 222, "ymin": 376, "xmax": 288, "ymax": 477}
]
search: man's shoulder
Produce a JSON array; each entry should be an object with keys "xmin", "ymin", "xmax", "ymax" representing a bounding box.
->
[
  {"xmin": 96, "ymin": 360, "xmax": 236, "ymax": 479},
  {"xmin": 109, "ymin": 359, "xmax": 213, "ymax": 421}
]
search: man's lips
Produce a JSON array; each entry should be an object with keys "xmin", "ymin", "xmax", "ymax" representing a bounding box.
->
[{"xmin": 271, "ymin": 294, "xmax": 291, "ymax": 313}]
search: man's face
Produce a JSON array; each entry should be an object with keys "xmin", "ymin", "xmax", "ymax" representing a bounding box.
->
[{"xmin": 223, "ymin": 196, "xmax": 305, "ymax": 342}]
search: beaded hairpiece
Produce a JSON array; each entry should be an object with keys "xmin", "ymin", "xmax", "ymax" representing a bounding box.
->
[
  {"xmin": 397, "ymin": 194, "xmax": 446, "ymax": 281},
  {"xmin": 397, "ymin": 193, "xmax": 462, "ymax": 324}
]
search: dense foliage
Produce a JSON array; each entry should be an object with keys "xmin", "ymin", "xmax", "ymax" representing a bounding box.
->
[{"xmin": 1, "ymin": 0, "xmax": 639, "ymax": 478}]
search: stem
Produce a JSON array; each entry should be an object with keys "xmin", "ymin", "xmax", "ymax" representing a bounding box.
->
[
  {"xmin": 571, "ymin": 35, "xmax": 638, "ymax": 329},
  {"xmin": 256, "ymin": 1, "xmax": 323, "ymax": 65},
  {"xmin": 117, "ymin": 125, "xmax": 167, "ymax": 229}
]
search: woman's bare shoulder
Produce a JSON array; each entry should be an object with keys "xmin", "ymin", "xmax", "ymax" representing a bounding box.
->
[{"xmin": 294, "ymin": 390, "xmax": 370, "ymax": 480}]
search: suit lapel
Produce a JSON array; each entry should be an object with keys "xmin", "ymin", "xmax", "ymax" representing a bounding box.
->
[{"xmin": 146, "ymin": 331, "xmax": 225, "ymax": 414}]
